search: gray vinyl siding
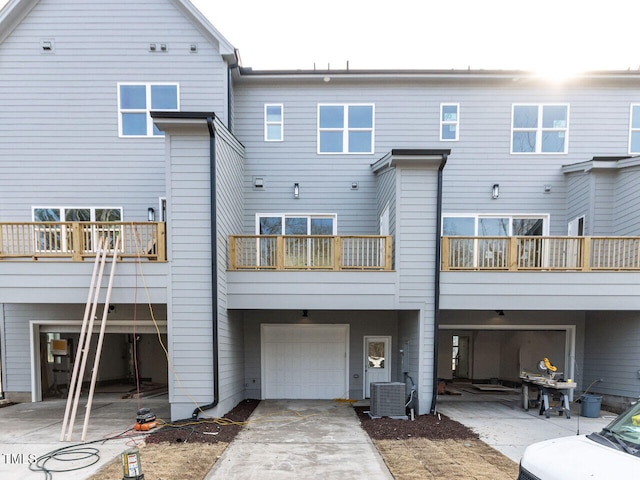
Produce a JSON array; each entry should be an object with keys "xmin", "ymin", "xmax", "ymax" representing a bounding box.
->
[
  {"xmin": 396, "ymin": 167, "xmax": 438, "ymax": 305},
  {"xmin": 227, "ymin": 271, "xmax": 398, "ymax": 310},
  {"xmin": 592, "ymin": 171, "xmax": 616, "ymax": 235},
  {"xmin": 440, "ymin": 271, "xmax": 640, "ymax": 310},
  {"xmin": 232, "ymin": 78, "xmax": 640, "ymax": 239},
  {"xmin": 565, "ymin": 171, "xmax": 591, "ymax": 234},
  {"xmin": 165, "ymin": 132, "xmax": 214, "ymax": 410},
  {"xmin": 0, "ymin": 262, "xmax": 168, "ymax": 304},
  {"xmin": 377, "ymin": 170, "xmax": 396, "ymax": 231},
  {"xmin": 2, "ymin": 304, "xmax": 31, "ymax": 392},
  {"xmin": 0, "ymin": 0, "xmax": 229, "ymax": 222},
  {"xmin": 398, "ymin": 310, "xmax": 423, "ymax": 411},
  {"xmin": 584, "ymin": 312, "xmax": 640, "ymax": 399},
  {"xmin": 211, "ymin": 120, "xmax": 246, "ymax": 416},
  {"xmin": 613, "ymin": 166, "xmax": 640, "ymax": 235},
  {"xmin": 164, "ymin": 120, "xmax": 245, "ymax": 419},
  {"xmin": 376, "ymin": 167, "xmax": 396, "ymax": 264},
  {"xmin": 394, "ymin": 166, "xmax": 439, "ymax": 414}
]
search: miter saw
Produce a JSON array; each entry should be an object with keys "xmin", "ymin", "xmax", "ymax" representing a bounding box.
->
[{"xmin": 537, "ymin": 357, "xmax": 562, "ymax": 380}]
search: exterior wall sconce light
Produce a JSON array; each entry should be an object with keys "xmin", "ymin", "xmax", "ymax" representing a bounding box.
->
[
  {"xmin": 148, "ymin": 207, "xmax": 155, "ymax": 222},
  {"xmin": 302, "ymin": 310, "xmax": 309, "ymax": 318},
  {"xmin": 293, "ymin": 183, "xmax": 300, "ymax": 199},
  {"xmin": 492, "ymin": 184, "xmax": 499, "ymax": 199}
]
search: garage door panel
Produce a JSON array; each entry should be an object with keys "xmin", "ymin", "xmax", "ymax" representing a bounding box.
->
[{"xmin": 262, "ymin": 324, "xmax": 348, "ymax": 399}]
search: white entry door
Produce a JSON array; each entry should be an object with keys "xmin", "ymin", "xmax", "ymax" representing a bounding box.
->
[{"xmin": 364, "ymin": 336, "xmax": 391, "ymax": 398}]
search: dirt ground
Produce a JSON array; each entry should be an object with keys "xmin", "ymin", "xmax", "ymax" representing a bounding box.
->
[{"xmin": 89, "ymin": 400, "xmax": 518, "ymax": 480}]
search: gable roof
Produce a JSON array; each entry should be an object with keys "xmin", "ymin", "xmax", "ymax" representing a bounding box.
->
[{"xmin": 0, "ymin": 0, "xmax": 237, "ymax": 62}]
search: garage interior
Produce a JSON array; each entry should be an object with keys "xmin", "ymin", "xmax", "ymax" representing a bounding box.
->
[
  {"xmin": 437, "ymin": 326, "xmax": 572, "ymax": 401},
  {"xmin": 40, "ymin": 331, "xmax": 168, "ymax": 400}
]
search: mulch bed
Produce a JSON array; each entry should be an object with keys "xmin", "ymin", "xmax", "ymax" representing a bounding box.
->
[
  {"xmin": 354, "ymin": 406, "xmax": 479, "ymax": 440},
  {"xmin": 144, "ymin": 399, "xmax": 476, "ymax": 445},
  {"xmin": 145, "ymin": 399, "xmax": 260, "ymax": 444}
]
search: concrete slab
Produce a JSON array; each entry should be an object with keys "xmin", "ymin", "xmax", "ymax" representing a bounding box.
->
[
  {"xmin": 438, "ymin": 397, "xmax": 615, "ymax": 463},
  {"xmin": 205, "ymin": 399, "xmax": 393, "ymax": 480},
  {"xmin": 0, "ymin": 394, "xmax": 170, "ymax": 479}
]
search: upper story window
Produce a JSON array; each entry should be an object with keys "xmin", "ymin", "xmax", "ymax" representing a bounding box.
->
[
  {"xmin": 118, "ymin": 83, "xmax": 179, "ymax": 137},
  {"xmin": 629, "ymin": 104, "xmax": 640, "ymax": 153},
  {"xmin": 511, "ymin": 104, "xmax": 568, "ymax": 154},
  {"xmin": 442, "ymin": 214, "xmax": 548, "ymax": 236},
  {"xmin": 256, "ymin": 213, "xmax": 337, "ymax": 235},
  {"xmin": 32, "ymin": 207, "xmax": 123, "ymax": 252},
  {"xmin": 440, "ymin": 103, "xmax": 459, "ymax": 141},
  {"xmin": 318, "ymin": 104, "xmax": 374, "ymax": 154},
  {"xmin": 33, "ymin": 207, "xmax": 122, "ymax": 222},
  {"xmin": 264, "ymin": 104, "xmax": 284, "ymax": 141}
]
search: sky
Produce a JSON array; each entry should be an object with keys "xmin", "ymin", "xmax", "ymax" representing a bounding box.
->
[{"xmin": 191, "ymin": 0, "xmax": 640, "ymax": 75}]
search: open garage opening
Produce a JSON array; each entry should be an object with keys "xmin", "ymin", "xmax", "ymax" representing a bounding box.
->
[
  {"xmin": 33, "ymin": 314, "xmax": 168, "ymax": 403},
  {"xmin": 437, "ymin": 317, "xmax": 577, "ymax": 402}
]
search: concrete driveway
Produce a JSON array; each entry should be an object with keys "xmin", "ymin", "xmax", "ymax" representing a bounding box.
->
[
  {"xmin": 0, "ymin": 395, "xmax": 170, "ymax": 479},
  {"xmin": 0, "ymin": 393, "xmax": 617, "ymax": 479},
  {"xmin": 205, "ymin": 399, "xmax": 393, "ymax": 480},
  {"xmin": 438, "ymin": 396, "xmax": 615, "ymax": 462}
]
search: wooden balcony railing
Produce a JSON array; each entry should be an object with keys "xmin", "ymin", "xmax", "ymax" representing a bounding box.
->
[
  {"xmin": 442, "ymin": 236, "xmax": 640, "ymax": 271},
  {"xmin": 229, "ymin": 235, "xmax": 393, "ymax": 271},
  {"xmin": 0, "ymin": 222, "xmax": 166, "ymax": 262}
]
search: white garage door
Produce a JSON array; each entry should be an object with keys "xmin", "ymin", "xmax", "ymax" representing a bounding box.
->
[{"xmin": 262, "ymin": 324, "xmax": 349, "ymax": 399}]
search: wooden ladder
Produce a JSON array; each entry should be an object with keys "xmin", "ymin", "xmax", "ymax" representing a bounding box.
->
[{"xmin": 59, "ymin": 236, "xmax": 120, "ymax": 441}]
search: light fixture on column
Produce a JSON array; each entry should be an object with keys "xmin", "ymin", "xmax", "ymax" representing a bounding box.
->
[
  {"xmin": 148, "ymin": 207, "xmax": 155, "ymax": 222},
  {"xmin": 492, "ymin": 184, "xmax": 499, "ymax": 199},
  {"xmin": 293, "ymin": 183, "xmax": 300, "ymax": 199}
]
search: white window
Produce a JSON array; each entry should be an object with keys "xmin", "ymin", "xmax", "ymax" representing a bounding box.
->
[
  {"xmin": 32, "ymin": 207, "xmax": 123, "ymax": 252},
  {"xmin": 629, "ymin": 104, "xmax": 640, "ymax": 153},
  {"xmin": 442, "ymin": 214, "xmax": 548, "ymax": 237},
  {"xmin": 256, "ymin": 213, "xmax": 337, "ymax": 235},
  {"xmin": 255, "ymin": 213, "xmax": 337, "ymax": 268},
  {"xmin": 443, "ymin": 214, "xmax": 549, "ymax": 269},
  {"xmin": 264, "ymin": 104, "xmax": 283, "ymax": 141},
  {"xmin": 33, "ymin": 207, "xmax": 122, "ymax": 223},
  {"xmin": 440, "ymin": 103, "xmax": 459, "ymax": 141},
  {"xmin": 118, "ymin": 83, "xmax": 179, "ymax": 137},
  {"xmin": 511, "ymin": 104, "xmax": 568, "ymax": 154},
  {"xmin": 318, "ymin": 104, "xmax": 374, "ymax": 154}
]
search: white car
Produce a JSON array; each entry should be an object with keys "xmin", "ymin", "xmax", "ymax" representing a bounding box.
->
[{"xmin": 519, "ymin": 401, "xmax": 640, "ymax": 479}]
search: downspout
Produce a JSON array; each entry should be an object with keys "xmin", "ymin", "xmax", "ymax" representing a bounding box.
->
[
  {"xmin": 430, "ymin": 154, "xmax": 448, "ymax": 414},
  {"xmin": 192, "ymin": 115, "xmax": 219, "ymax": 419},
  {"xmin": 227, "ymin": 66, "xmax": 233, "ymax": 131}
]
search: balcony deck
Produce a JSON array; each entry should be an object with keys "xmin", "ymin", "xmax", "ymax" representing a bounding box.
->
[
  {"xmin": 442, "ymin": 236, "xmax": 640, "ymax": 272},
  {"xmin": 228, "ymin": 235, "xmax": 393, "ymax": 271},
  {"xmin": 0, "ymin": 222, "xmax": 166, "ymax": 262}
]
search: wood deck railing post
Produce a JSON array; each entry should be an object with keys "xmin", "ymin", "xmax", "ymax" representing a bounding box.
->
[
  {"xmin": 385, "ymin": 236, "xmax": 393, "ymax": 271},
  {"xmin": 228, "ymin": 235, "xmax": 237, "ymax": 270},
  {"xmin": 334, "ymin": 237, "xmax": 341, "ymax": 271},
  {"xmin": 71, "ymin": 222, "xmax": 82, "ymax": 262},
  {"xmin": 276, "ymin": 236, "xmax": 284, "ymax": 270},
  {"xmin": 441, "ymin": 237, "xmax": 450, "ymax": 271},
  {"xmin": 509, "ymin": 237, "xmax": 518, "ymax": 271},
  {"xmin": 582, "ymin": 237, "xmax": 591, "ymax": 272},
  {"xmin": 157, "ymin": 222, "xmax": 166, "ymax": 262}
]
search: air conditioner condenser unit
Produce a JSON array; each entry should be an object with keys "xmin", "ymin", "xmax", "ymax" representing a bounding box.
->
[{"xmin": 370, "ymin": 382, "xmax": 407, "ymax": 419}]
